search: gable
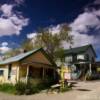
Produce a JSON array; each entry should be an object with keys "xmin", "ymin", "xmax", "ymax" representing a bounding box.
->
[
  {"xmin": 20, "ymin": 51, "xmax": 52, "ymax": 65},
  {"xmin": 63, "ymin": 45, "xmax": 96, "ymax": 57},
  {"xmin": 85, "ymin": 47, "xmax": 96, "ymax": 60}
]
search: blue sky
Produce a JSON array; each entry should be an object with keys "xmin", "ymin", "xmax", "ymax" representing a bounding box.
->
[{"xmin": 0, "ymin": 0, "xmax": 100, "ymax": 61}]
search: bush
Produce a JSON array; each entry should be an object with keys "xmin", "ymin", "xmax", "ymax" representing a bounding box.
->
[
  {"xmin": 25, "ymin": 82, "xmax": 39, "ymax": 95},
  {"xmin": 15, "ymin": 81, "xmax": 49, "ymax": 95},
  {"xmin": 15, "ymin": 81, "xmax": 26, "ymax": 95},
  {"xmin": 60, "ymin": 86, "xmax": 72, "ymax": 92},
  {"xmin": 0, "ymin": 83, "xmax": 15, "ymax": 94}
]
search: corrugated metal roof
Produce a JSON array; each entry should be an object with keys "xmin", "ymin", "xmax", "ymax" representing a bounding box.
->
[{"xmin": 0, "ymin": 48, "xmax": 42, "ymax": 65}]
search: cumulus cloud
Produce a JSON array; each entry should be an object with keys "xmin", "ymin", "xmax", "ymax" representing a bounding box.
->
[
  {"xmin": 0, "ymin": 4, "xmax": 29, "ymax": 37},
  {"xmin": 70, "ymin": 11, "xmax": 100, "ymax": 33},
  {"xmin": 1, "ymin": 42, "xmax": 8, "ymax": 47},
  {"xmin": 68, "ymin": 8, "xmax": 100, "ymax": 49},
  {"xmin": 49, "ymin": 25, "xmax": 61, "ymax": 35},
  {"xmin": 1, "ymin": 4, "xmax": 13, "ymax": 17},
  {"xmin": 0, "ymin": 42, "xmax": 11, "ymax": 54},
  {"xmin": 27, "ymin": 32, "xmax": 37, "ymax": 39}
]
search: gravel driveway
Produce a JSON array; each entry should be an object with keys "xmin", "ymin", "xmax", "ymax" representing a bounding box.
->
[{"xmin": 0, "ymin": 81, "xmax": 100, "ymax": 100}]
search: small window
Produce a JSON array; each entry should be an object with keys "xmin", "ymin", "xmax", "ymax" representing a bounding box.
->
[{"xmin": 0, "ymin": 70, "xmax": 4, "ymax": 76}]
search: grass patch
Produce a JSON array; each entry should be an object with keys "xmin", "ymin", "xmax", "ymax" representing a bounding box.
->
[{"xmin": 0, "ymin": 83, "xmax": 16, "ymax": 94}]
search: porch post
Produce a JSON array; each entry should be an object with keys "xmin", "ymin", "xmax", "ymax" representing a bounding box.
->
[
  {"xmin": 53, "ymin": 69, "xmax": 56, "ymax": 80},
  {"xmin": 89, "ymin": 63, "xmax": 92, "ymax": 74},
  {"xmin": 42, "ymin": 68, "xmax": 45, "ymax": 79},
  {"xmin": 26, "ymin": 65, "xmax": 29, "ymax": 84},
  {"xmin": 16, "ymin": 66, "xmax": 19, "ymax": 82}
]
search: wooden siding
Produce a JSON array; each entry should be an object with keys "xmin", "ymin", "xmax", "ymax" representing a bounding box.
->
[{"xmin": 20, "ymin": 51, "xmax": 52, "ymax": 65}]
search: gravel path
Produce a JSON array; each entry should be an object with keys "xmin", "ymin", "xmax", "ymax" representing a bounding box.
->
[{"xmin": 0, "ymin": 81, "xmax": 100, "ymax": 100}]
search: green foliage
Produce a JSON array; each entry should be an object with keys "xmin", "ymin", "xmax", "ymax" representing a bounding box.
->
[
  {"xmin": 85, "ymin": 71, "xmax": 92, "ymax": 80},
  {"xmin": 15, "ymin": 80, "xmax": 53, "ymax": 95},
  {"xmin": 34, "ymin": 24, "xmax": 73, "ymax": 59},
  {"xmin": 15, "ymin": 81, "xmax": 27, "ymax": 95},
  {"xmin": 60, "ymin": 85, "xmax": 72, "ymax": 92},
  {"xmin": 0, "ymin": 83, "xmax": 15, "ymax": 94},
  {"xmin": 21, "ymin": 39, "xmax": 34, "ymax": 51}
]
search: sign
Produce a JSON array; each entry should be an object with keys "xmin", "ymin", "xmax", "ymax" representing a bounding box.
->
[{"xmin": 64, "ymin": 73, "xmax": 71, "ymax": 80}]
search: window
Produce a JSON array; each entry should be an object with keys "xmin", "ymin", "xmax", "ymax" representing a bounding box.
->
[
  {"xmin": 8, "ymin": 64, "xmax": 12, "ymax": 79},
  {"xmin": 0, "ymin": 70, "xmax": 4, "ymax": 76},
  {"xmin": 65, "ymin": 56, "xmax": 72, "ymax": 63}
]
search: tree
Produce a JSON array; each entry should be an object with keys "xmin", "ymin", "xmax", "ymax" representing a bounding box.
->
[
  {"xmin": 33, "ymin": 24, "xmax": 73, "ymax": 60},
  {"xmin": 21, "ymin": 39, "xmax": 34, "ymax": 51}
]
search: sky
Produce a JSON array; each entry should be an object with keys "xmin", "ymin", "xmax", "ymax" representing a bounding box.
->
[{"xmin": 0, "ymin": 0, "xmax": 100, "ymax": 60}]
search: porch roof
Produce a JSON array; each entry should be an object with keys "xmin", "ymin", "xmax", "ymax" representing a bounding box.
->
[{"xmin": 0, "ymin": 48, "xmax": 56, "ymax": 67}]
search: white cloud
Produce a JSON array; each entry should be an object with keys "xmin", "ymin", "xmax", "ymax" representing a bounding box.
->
[
  {"xmin": 49, "ymin": 25, "xmax": 61, "ymax": 35},
  {"xmin": 1, "ymin": 42, "xmax": 8, "ymax": 47},
  {"xmin": 0, "ymin": 4, "xmax": 29, "ymax": 37},
  {"xmin": 0, "ymin": 4, "xmax": 13, "ymax": 17},
  {"xmin": 70, "ymin": 11, "xmax": 100, "ymax": 33},
  {"xmin": 0, "ymin": 42, "xmax": 11, "ymax": 54},
  {"xmin": 27, "ymin": 32, "xmax": 37, "ymax": 45},
  {"xmin": 68, "ymin": 9, "xmax": 100, "ymax": 49},
  {"xmin": 27, "ymin": 32, "xmax": 37, "ymax": 39}
]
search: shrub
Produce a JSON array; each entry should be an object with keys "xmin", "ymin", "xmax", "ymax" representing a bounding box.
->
[
  {"xmin": 15, "ymin": 81, "xmax": 42, "ymax": 95},
  {"xmin": 0, "ymin": 83, "xmax": 15, "ymax": 94},
  {"xmin": 25, "ymin": 82, "xmax": 39, "ymax": 95},
  {"xmin": 15, "ymin": 80, "xmax": 54, "ymax": 95},
  {"xmin": 15, "ymin": 81, "xmax": 26, "ymax": 95},
  {"xmin": 60, "ymin": 86, "xmax": 72, "ymax": 92}
]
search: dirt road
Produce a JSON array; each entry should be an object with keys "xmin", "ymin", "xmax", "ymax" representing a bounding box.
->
[{"xmin": 0, "ymin": 81, "xmax": 100, "ymax": 100}]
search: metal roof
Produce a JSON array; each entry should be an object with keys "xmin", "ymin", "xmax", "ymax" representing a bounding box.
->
[
  {"xmin": 64, "ymin": 44, "xmax": 96, "ymax": 57},
  {"xmin": 0, "ymin": 48, "xmax": 42, "ymax": 65}
]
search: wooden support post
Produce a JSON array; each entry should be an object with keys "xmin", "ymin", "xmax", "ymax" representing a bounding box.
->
[
  {"xmin": 16, "ymin": 66, "xmax": 19, "ymax": 82},
  {"xmin": 26, "ymin": 65, "xmax": 29, "ymax": 84},
  {"xmin": 42, "ymin": 68, "xmax": 45, "ymax": 79},
  {"xmin": 89, "ymin": 63, "xmax": 92, "ymax": 74},
  {"xmin": 53, "ymin": 69, "xmax": 56, "ymax": 80}
]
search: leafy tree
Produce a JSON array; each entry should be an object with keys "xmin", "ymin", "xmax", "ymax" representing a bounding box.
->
[
  {"xmin": 21, "ymin": 39, "xmax": 34, "ymax": 51},
  {"xmin": 33, "ymin": 24, "xmax": 73, "ymax": 60}
]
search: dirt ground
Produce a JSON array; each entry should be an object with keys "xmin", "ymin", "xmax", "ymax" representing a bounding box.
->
[{"xmin": 0, "ymin": 81, "xmax": 100, "ymax": 100}]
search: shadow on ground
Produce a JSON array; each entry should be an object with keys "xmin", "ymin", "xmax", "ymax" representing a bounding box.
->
[{"xmin": 76, "ymin": 89, "xmax": 91, "ymax": 91}]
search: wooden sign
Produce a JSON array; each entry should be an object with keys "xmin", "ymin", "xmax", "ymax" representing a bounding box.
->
[{"xmin": 64, "ymin": 73, "xmax": 71, "ymax": 80}]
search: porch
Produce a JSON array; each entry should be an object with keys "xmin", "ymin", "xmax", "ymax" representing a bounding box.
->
[{"xmin": 19, "ymin": 62, "xmax": 57, "ymax": 84}]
